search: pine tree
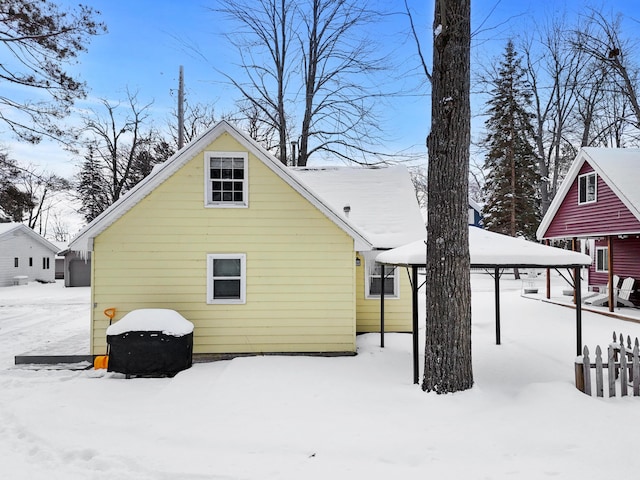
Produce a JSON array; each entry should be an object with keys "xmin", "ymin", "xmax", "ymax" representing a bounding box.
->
[
  {"xmin": 76, "ymin": 146, "xmax": 108, "ymax": 222},
  {"xmin": 482, "ymin": 40, "xmax": 541, "ymax": 240}
]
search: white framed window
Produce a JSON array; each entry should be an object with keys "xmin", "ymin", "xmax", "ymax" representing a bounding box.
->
[
  {"xmin": 595, "ymin": 247, "xmax": 608, "ymax": 272},
  {"xmin": 204, "ymin": 152, "xmax": 248, "ymax": 207},
  {"xmin": 207, "ymin": 254, "xmax": 246, "ymax": 304},
  {"xmin": 578, "ymin": 172, "xmax": 597, "ymax": 204},
  {"xmin": 364, "ymin": 253, "xmax": 398, "ymax": 299}
]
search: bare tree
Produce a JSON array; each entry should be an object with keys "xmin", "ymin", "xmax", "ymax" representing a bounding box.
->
[
  {"xmin": 522, "ymin": 17, "xmax": 585, "ymax": 214},
  {"xmin": 0, "ymin": 0, "xmax": 106, "ymax": 143},
  {"xmin": 49, "ymin": 212, "xmax": 71, "ymax": 242},
  {"xmin": 18, "ymin": 168, "xmax": 71, "ymax": 234},
  {"xmin": 216, "ymin": 0, "xmax": 293, "ymax": 164},
  {"xmin": 234, "ymin": 100, "xmax": 280, "ymax": 152},
  {"xmin": 573, "ymin": 9, "xmax": 640, "ymax": 129},
  {"xmin": 408, "ymin": 166, "xmax": 428, "ymax": 209},
  {"xmin": 423, "ymin": 0, "xmax": 472, "ymax": 393},
  {"xmin": 295, "ymin": 0, "xmax": 387, "ymax": 166},
  {"xmin": 168, "ymin": 101, "xmax": 220, "ymax": 148},
  {"xmin": 80, "ymin": 90, "xmax": 154, "ymax": 205},
  {"xmin": 216, "ymin": 0, "xmax": 389, "ymax": 166},
  {"xmin": 573, "ymin": 60, "xmax": 609, "ymax": 147}
]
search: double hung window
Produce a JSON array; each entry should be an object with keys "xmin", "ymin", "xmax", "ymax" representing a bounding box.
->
[{"xmin": 207, "ymin": 254, "xmax": 246, "ymax": 304}]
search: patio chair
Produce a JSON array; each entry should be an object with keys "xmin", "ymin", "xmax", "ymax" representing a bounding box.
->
[
  {"xmin": 616, "ymin": 277, "xmax": 636, "ymax": 307},
  {"xmin": 585, "ymin": 276, "xmax": 635, "ymax": 307},
  {"xmin": 583, "ymin": 275, "xmax": 620, "ymax": 301}
]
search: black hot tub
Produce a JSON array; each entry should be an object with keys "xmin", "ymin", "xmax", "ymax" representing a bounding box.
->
[{"xmin": 106, "ymin": 309, "xmax": 194, "ymax": 377}]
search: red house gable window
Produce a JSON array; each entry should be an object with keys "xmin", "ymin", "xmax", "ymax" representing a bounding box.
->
[{"xmin": 578, "ymin": 172, "xmax": 597, "ymax": 204}]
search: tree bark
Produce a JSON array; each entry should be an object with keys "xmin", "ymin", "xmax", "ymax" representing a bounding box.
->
[{"xmin": 423, "ymin": 0, "xmax": 473, "ymax": 393}]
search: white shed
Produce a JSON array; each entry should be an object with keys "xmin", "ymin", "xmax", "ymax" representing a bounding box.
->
[{"xmin": 0, "ymin": 223, "xmax": 59, "ymax": 286}]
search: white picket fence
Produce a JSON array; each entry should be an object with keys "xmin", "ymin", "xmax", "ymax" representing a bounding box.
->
[{"xmin": 575, "ymin": 332, "xmax": 640, "ymax": 397}]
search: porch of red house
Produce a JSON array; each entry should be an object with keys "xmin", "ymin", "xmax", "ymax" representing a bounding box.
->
[
  {"xmin": 547, "ymin": 235, "xmax": 640, "ymax": 313},
  {"xmin": 522, "ymin": 266, "xmax": 640, "ymax": 324}
]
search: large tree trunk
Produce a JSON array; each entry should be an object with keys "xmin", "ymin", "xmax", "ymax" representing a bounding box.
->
[{"xmin": 423, "ymin": 0, "xmax": 473, "ymax": 393}]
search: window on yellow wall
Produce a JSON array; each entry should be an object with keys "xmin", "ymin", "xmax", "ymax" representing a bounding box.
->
[
  {"xmin": 207, "ymin": 254, "xmax": 246, "ymax": 304},
  {"xmin": 204, "ymin": 152, "xmax": 248, "ymax": 207},
  {"xmin": 364, "ymin": 253, "xmax": 398, "ymax": 299}
]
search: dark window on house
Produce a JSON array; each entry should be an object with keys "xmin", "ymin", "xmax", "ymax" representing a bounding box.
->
[
  {"xmin": 43, "ymin": 257, "xmax": 50, "ymax": 269},
  {"xmin": 596, "ymin": 247, "xmax": 608, "ymax": 272},
  {"xmin": 14, "ymin": 257, "xmax": 19, "ymax": 268},
  {"xmin": 29, "ymin": 257, "xmax": 33, "ymax": 267},
  {"xmin": 206, "ymin": 153, "xmax": 247, "ymax": 206},
  {"xmin": 578, "ymin": 172, "xmax": 597, "ymax": 204}
]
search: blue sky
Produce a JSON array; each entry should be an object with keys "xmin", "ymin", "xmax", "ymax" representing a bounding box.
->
[{"xmin": 5, "ymin": 0, "xmax": 640, "ymax": 178}]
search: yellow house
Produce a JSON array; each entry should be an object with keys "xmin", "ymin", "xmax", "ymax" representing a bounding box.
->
[{"xmin": 69, "ymin": 121, "xmax": 425, "ymax": 357}]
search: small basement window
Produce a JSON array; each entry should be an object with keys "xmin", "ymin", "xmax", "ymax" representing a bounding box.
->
[
  {"xmin": 595, "ymin": 247, "xmax": 608, "ymax": 272},
  {"xmin": 207, "ymin": 254, "xmax": 246, "ymax": 304},
  {"xmin": 578, "ymin": 172, "xmax": 597, "ymax": 204},
  {"xmin": 205, "ymin": 152, "xmax": 248, "ymax": 207}
]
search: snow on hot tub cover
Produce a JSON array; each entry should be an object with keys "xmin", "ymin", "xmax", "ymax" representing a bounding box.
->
[
  {"xmin": 375, "ymin": 226, "xmax": 592, "ymax": 268},
  {"xmin": 106, "ymin": 309, "xmax": 194, "ymax": 337}
]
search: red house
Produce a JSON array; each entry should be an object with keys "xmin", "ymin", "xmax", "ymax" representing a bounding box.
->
[{"xmin": 537, "ymin": 147, "xmax": 640, "ymax": 310}]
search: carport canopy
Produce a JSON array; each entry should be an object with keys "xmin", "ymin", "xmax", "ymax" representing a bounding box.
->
[{"xmin": 375, "ymin": 226, "xmax": 592, "ymax": 384}]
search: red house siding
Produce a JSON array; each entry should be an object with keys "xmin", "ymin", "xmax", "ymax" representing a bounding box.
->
[
  {"xmin": 544, "ymin": 162, "xmax": 640, "ymax": 238},
  {"xmin": 589, "ymin": 237, "xmax": 640, "ymax": 305}
]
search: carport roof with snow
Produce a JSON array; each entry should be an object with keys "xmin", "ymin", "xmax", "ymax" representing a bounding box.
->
[
  {"xmin": 375, "ymin": 227, "xmax": 592, "ymax": 385},
  {"xmin": 376, "ymin": 226, "xmax": 592, "ymax": 269}
]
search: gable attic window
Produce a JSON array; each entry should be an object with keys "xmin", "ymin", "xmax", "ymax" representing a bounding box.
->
[
  {"xmin": 205, "ymin": 152, "xmax": 248, "ymax": 207},
  {"xmin": 578, "ymin": 172, "xmax": 597, "ymax": 204},
  {"xmin": 364, "ymin": 253, "xmax": 398, "ymax": 299},
  {"xmin": 595, "ymin": 247, "xmax": 608, "ymax": 272},
  {"xmin": 207, "ymin": 254, "xmax": 246, "ymax": 304}
]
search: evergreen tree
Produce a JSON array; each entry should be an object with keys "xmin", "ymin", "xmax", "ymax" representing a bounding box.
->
[
  {"xmin": 482, "ymin": 40, "xmax": 541, "ymax": 240},
  {"xmin": 76, "ymin": 146, "xmax": 108, "ymax": 222},
  {"xmin": 0, "ymin": 153, "xmax": 34, "ymax": 222}
]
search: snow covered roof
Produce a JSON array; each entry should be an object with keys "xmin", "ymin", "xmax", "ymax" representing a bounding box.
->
[
  {"xmin": 106, "ymin": 309, "xmax": 194, "ymax": 336},
  {"xmin": 537, "ymin": 147, "xmax": 640, "ymax": 240},
  {"xmin": 469, "ymin": 198, "xmax": 483, "ymax": 213},
  {"xmin": 0, "ymin": 223, "xmax": 59, "ymax": 254},
  {"xmin": 291, "ymin": 166, "xmax": 426, "ymax": 249},
  {"xmin": 376, "ymin": 226, "xmax": 592, "ymax": 268},
  {"xmin": 68, "ymin": 121, "xmax": 373, "ymax": 254}
]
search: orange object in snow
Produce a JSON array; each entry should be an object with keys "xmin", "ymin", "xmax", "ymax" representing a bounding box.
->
[
  {"xmin": 94, "ymin": 355, "xmax": 109, "ymax": 369},
  {"xmin": 94, "ymin": 307, "xmax": 116, "ymax": 370}
]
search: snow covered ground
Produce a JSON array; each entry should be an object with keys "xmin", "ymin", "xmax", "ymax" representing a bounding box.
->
[{"xmin": 2, "ymin": 273, "xmax": 640, "ymax": 479}]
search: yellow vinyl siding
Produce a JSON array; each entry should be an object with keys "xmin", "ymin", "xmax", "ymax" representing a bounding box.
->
[
  {"xmin": 355, "ymin": 253, "xmax": 413, "ymax": 333},
  {"xmin": 91, "ymin": 132, "xmax": 356, "ymax": 355}
]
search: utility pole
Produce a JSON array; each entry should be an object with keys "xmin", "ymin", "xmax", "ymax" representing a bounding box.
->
[{"xmin": 178, "ymin": 65, "xmax": 185, "ymax": 150}]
